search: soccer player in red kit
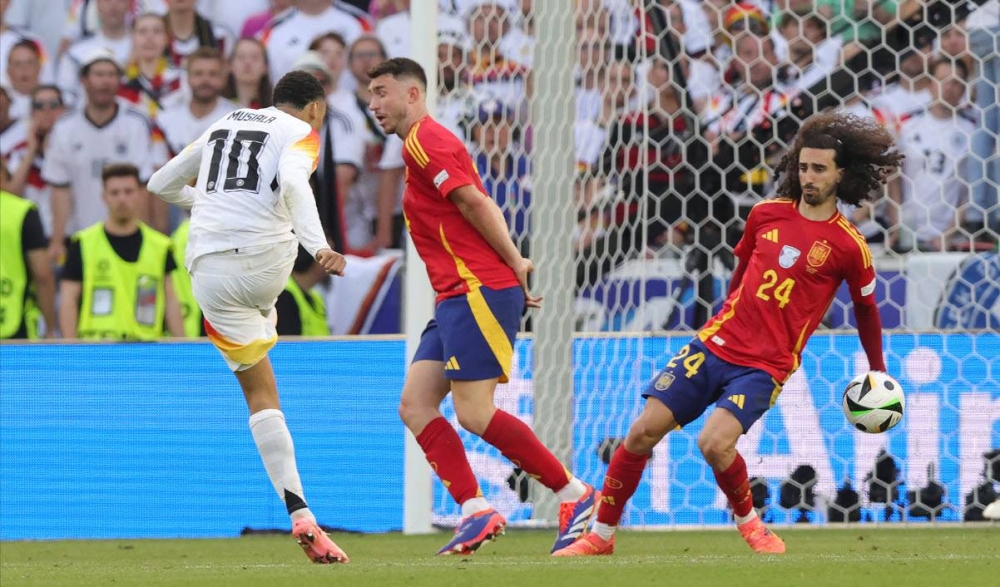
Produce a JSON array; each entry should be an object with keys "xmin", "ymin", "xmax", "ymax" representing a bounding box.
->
[
  {"xmin": 555, "ymin": 112, "xmax": 905, "ymax": 556},
  {"xmin": 367, "ymin": 57, "xmax": 598, "ymax": 556}
]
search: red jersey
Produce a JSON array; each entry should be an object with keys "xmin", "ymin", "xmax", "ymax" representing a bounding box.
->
[
  {"xmin": 401, "ymin": 116, "xmax": 519, "ymax": 302},
  {"xmin": 699, "ymin": 198, "xmax": 877, "ymax": 381}
]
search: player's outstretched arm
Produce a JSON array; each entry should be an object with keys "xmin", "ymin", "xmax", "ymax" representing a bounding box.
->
[
  {"xmin": 448, "ymin": 184, "xmax": 542, "ymax": 308},
  {"xmin": 147, "ymin": 142, "xmax": 203, "ymax": 209},
  {"xmin": 853, "ymin": 302, "xmax": 886, "ymax": 372}
]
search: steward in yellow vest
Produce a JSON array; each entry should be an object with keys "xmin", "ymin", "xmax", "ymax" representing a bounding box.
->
[
  {"xmin": 274, "ymin": 246, "xmax": 331, "ymax": 336},
  {"xmin": 0, "ymin": 190, "xmax": 57, "ymax": 338},
  {"xmin": 58, "ymin": 164, "xmax": 185, "ymax": 340}
]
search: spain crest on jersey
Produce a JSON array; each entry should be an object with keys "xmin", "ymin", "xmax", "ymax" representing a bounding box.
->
[
  {"xmin": 779, "ymin": 245, "xmax": 801, "ymax": 268},
  {"xmin": 807, "ymin": 241, "xmax": 832, "ymax": 268}
]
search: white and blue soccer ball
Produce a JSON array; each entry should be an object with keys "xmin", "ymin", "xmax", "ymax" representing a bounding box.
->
[{"xmin": 842, "ymin": 371, "xmax": 905, "ymax": 434}]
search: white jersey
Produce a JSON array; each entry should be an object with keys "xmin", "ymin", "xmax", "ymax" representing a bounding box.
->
[
  {"xmin": 146, "ymin": 107, "xmax": 329, "ymax": 268},
  {"xmin": 261, "ymin": 7, "xmax": 364, "ymax": 83},
  {"xmin": 158, "ymin": 99, "xmax": 239, "ymax": 155},
  {"xmin": 41, "ymin": 100, "xmax": 168, "ymax": 235},
  {"xmin": 898, "ymin": 111, "xmax": 975, "ymax": 241}
]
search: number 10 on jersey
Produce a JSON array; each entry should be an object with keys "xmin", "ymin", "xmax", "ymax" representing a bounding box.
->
[{"xmin": 206, "ymin": 129, "xmax": 270, "ymax": 194}]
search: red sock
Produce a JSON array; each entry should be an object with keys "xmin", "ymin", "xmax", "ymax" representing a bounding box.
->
[
  {"xmin": 480, "ymin": 410, "xmax": 571, "ymax": 492},
  {"xmin": 415, "ymin": 417, "xmax": 481, "ymax": 505},
  {"xmin": 713, "ymin": 452, "xmax": 754, "ymax": 518},
  {"xmin": 596, "ymin": 445, "xmax": 649, "ymax": 525}
]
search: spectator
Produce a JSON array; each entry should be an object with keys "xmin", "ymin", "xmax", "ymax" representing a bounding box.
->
[
  {"xmin": 773, "ymin": 11, "xmax": 843, "ymax": 91},
  {"xmin": 241, "ymin": 0, "xmax": 293, "ymax": 40},
  {"xmin": 58, "ymin": 163, "xmax": 184, "ymax": 340},
  {"xmin": 56, "ymin": 0, "xmax": 133, "ymax": 107},
  {"xmin": 42, "ymin": 49, "xmax": 169, "ymax": 262},
  {"xmin": 0, "ymin": 84, "xmax": 27, "ymax": 161},
  {"xmin": 5, "ymin": 39, "xmax": 42, "ymax": 118},
  {"xmin": 119, "ymin": 13, "xmax": 185, "ymax": 117},
  {"xmin": 817, "ymin": 0, "xmax": 897, "ymax": 45},
  {"xmin": 465, "ymin": 0, "xmax": 531, "ymax": 109},
  {"xmin": 292, "ymin": 50, "xmax": 366, "ymax": 253},
  {"xmin": 966, "ymin": 0, "xmax": 1000, "ymax": 236},
  {"xmin": 472, "ymin": 98, "xmax": 531, "ymax": 253},
  {"xmin": 58, "ymin": 0, "xmax": 166, "ymax": 56},
  {"xmin": 157, "ymin": 47, "xmax": 237, "ymax": 156},
  {"xmin": 0, "ymin": 162, "xmax": 57, "ymax": 339},
  {"xmin": 274, "ymin": 246, "xmax": 331, "ymax": 336},
  {"xmin": 869, "ymin": 45, "xmax": 932, "ymax": 118},
  {"xmin": 164, "ymin": 0, "xmax": 234, "ymax": 66},
  {"xmin": 4, "ymin": 0, "xmax": 67, "ymax": 58},
  {"xmin": 196, "ymin": 0, "xmax": 267, "ymax": 44},
  {"xmin": 702, "ymin": 32, "xmax": 788, "ymax": 221},
  {"xmin": 6, "ymin": 85, "xmax": 66, "ymax": 233},
  {"xmin": 576, "ymin": 28, "xmax": 610, "ymax": 123},
  {"xmin": 375, "ymin": 0, "xmax": 410, "ymax": 58},
  {"xmin": 309, "ymin": 32, "xmax": 352, "ymax": 114},
  {"xmin": 889, "ymin": 58, "xmax": 975, "ymax": 252},
  {"xmin": 222, "ymin": 38, "xmax": 273, "ymax": 108},
  {"xmin": 0, "ymin": 0, "xmax": 53, "ymax": 88},
  {"xmin": 261, "ymin": 0, "xmax": 365, "ymax": 83},
  {"xmin": 937, "ymin": 23, "xmax": 976, "ymax": 79},
  {"xmin": 340, "ymin": 35, "xmax": 390, "ymax": 252}
]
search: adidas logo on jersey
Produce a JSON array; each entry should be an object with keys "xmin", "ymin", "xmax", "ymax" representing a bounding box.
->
[
  {"xmin": 446, "ymin": 356, "xmax": 461, "ymax": 370},
  {"xmin": 763, "ymin": 229, "xmax": 779, "ymax": 243},
  {"xmin": 727, "ymin": 394, "xmax": 746, "ymax": 410}
]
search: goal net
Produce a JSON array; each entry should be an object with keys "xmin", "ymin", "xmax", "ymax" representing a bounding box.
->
[{"xmin": 424, "ymin": 0, "xmax": 1000, "ymax": 528}]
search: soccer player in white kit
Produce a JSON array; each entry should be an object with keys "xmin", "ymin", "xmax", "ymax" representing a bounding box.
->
[{"xmin": 147, "ymin": 71, "xmax": 350, "ymax": 564}]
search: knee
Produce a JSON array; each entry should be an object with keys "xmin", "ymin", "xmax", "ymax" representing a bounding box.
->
[
  {"xmin": 698, "ymin": 431, "xmax": 734, "ymax": 467},
  {"xmin": 625, "ymin": 418, "xmax": 670, "ymax": 454},
  {"xmin": 398, "ymin": 396, "xmax": 434, "ymax": 431},
  {"xmin": 454, "ymin": 407, "xmax": 491, "ymax": 436}
]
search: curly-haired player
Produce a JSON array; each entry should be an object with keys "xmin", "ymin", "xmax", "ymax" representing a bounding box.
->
[{"xmin": 555, "ymin": 111, "xmax": 904, "ymax": 556}]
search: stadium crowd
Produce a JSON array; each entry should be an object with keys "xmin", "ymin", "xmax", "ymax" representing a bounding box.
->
[{"xmin": 0, "ymin": 0, "xmax": 998, "ymax": 340}]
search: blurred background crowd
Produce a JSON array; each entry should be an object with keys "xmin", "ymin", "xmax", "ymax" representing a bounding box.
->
[{"xmin": 0, "ymin": 0, "xmax": 998, "ymax": 340}]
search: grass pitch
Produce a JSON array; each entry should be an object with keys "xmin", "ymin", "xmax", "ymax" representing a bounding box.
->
[{"xmin": 2, "ymin": 526, "xmax": 997, "ymax": 587}]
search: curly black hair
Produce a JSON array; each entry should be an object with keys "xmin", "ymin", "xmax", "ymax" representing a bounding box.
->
[{"xmin": 773, "ymin": 111, "xmax": 904, "ymax": 207}]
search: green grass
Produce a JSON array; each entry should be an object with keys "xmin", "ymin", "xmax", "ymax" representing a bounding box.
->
[{"xmin": 2, "ymin": 527, "xmax": 997, "ymax": 587}]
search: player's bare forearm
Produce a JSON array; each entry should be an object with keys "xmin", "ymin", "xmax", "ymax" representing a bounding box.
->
[
  {"xmin": 58, "ymin": 280, "xmax": 81, "ymax": 339},
  {"xmin": 854, "ymin": 302, "xmax": 886, "ymax": 372},
  {"xmin": 27, "ymin": 250, "xmax": 58, "ymax": 337},
  {"xmin": 375, "ymin": 167, "xmax": 403, "ymax": 248},
  {"xmin": 449, "ymin": 185, "xmax": 520, "ymax": 267}
]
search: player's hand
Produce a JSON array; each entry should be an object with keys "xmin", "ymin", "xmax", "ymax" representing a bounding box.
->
[
  {"xmin": 512, "ymin": 257, "xmax": 543, "ymax": 309},
  {"xmin": 316, "ymin": 248, "xmax": 347, "ymax": 276}
]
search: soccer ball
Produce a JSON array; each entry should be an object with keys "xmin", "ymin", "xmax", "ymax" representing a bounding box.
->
[{"xmin": 842, "ymin": 371, "xmax": 905, "ymax": 433}]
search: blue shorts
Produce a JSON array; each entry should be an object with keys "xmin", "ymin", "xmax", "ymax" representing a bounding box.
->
[
  {"xmin": 412, "ymin": 285, "xmax": 524, "ymax": 383},
  {"xmin": 643, "ymin": 338, "xmax": 782, "ymax": 433}
]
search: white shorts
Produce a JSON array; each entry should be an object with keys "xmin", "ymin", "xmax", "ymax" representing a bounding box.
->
[{"xmin": 190, "ymin": 240, "xmax": 297, "ymax": 372}]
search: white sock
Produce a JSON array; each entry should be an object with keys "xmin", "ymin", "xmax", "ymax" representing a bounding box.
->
[
  {"xmin": 735, "ymin": 509, "xmax": 758, "ymax": 525},
  {"xmin": 249, "ymin": 409, "xmax": 311, "ymax": 521},
  {"xmin": 555, "ymin": 477, "xmax": 587, "ymax": 502},
  {"xmin": 460, "ymin": 497, "xmax": 491, "ymax": 518},
  {"xmin": 592, "ymin": 522, "xmax": 616, "ymax": 541}
]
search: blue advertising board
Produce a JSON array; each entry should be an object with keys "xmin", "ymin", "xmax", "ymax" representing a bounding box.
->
[{"xmin": 1, "ymin": 334, "xmax": 997, "ymax": 539}]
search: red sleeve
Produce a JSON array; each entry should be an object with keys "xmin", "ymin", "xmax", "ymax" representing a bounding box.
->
[
  {"xmin": 409, "ymin": 126, "xmax": 476, "ymax": 198},
  {"xmin": 844, "ymin": 234, "xmax": 885, "ymax": 371},
  {"xmin": 845, "ymin": 237, "xmax": 877, "ymax": 307}
]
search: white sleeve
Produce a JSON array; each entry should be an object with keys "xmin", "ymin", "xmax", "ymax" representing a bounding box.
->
[
  {"xmin": 146, "ymin": 138, "xmax": 204, "ymax": 209},
  {"xmin": 55, "ymin": 51, "xmax": 82, "ymax": 107},
  {"xmin": 278, "ymin": 129, "xmax": 329, "ymax": 257}
]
